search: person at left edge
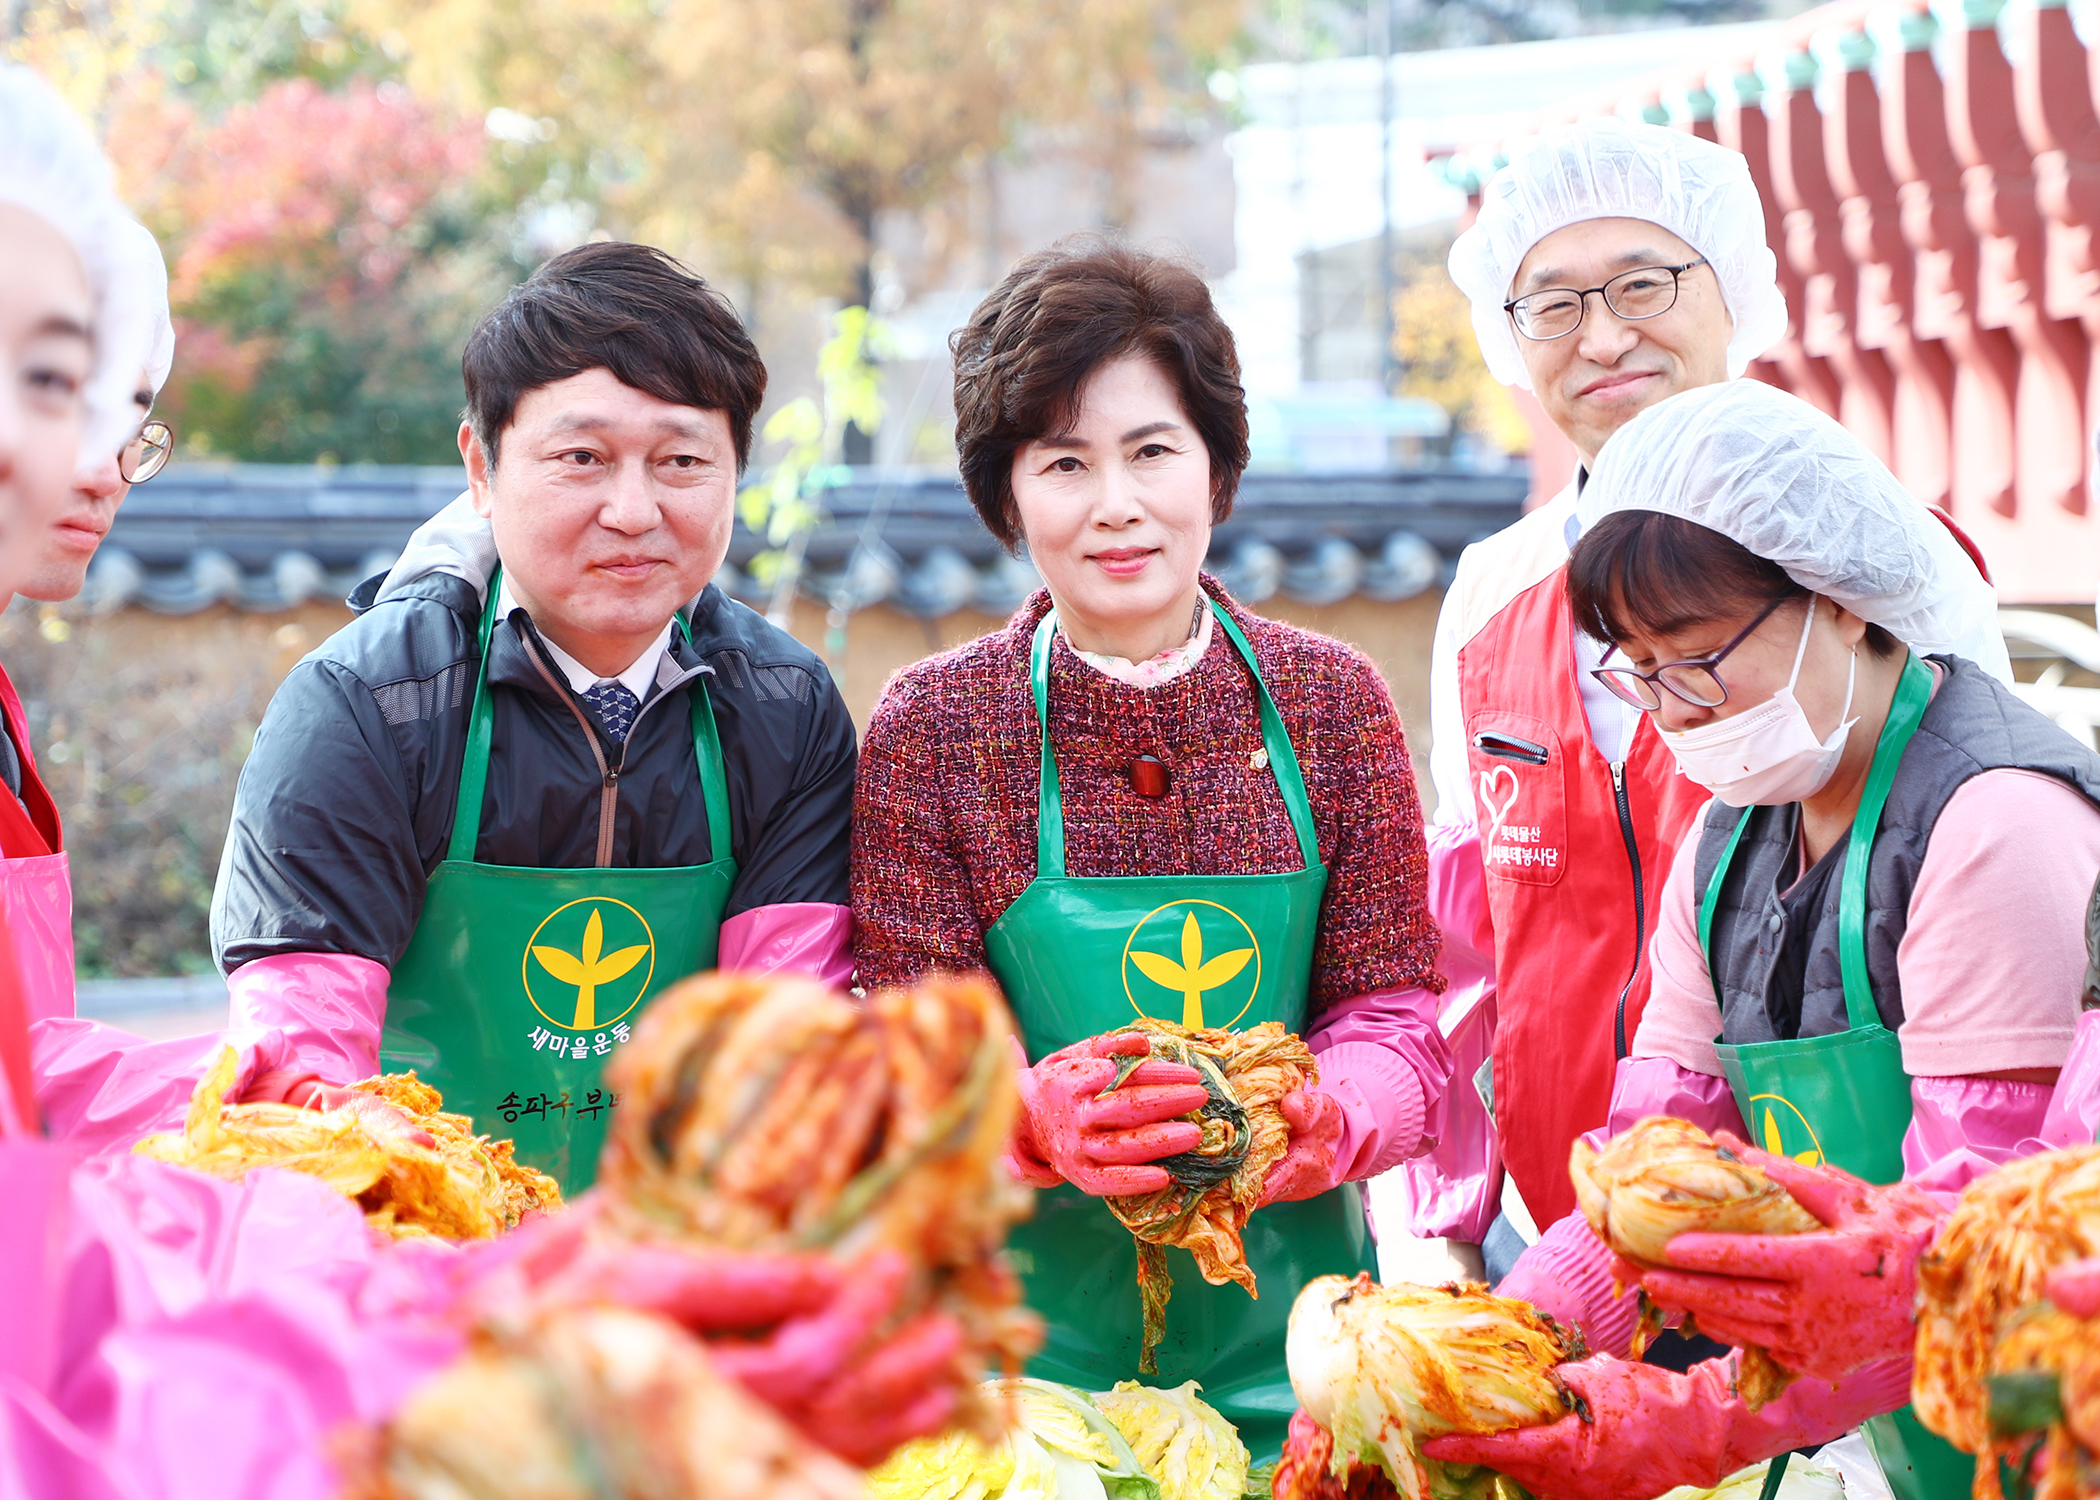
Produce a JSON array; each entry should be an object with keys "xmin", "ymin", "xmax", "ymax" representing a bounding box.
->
[
  {"xmin": 850, "ymin": 239, "xmax": 1450, "ymax": 1462},
  {"xmin": 211, "ymin": 242, "xmax": 859, "ymax": 1190},
  {"xmin": 0, "ymin": 216, "xmax": 172, "ymax": 1028}
]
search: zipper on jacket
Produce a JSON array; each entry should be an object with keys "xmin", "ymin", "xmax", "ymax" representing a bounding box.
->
[
  {"xmin": 1609, "ymin": 760, "xmax": 1644, "ymax": 1061},
  {"xmin": 518, "ymin": 631, "xmax": 626, "ymax": 868},
  {"xmin": 510, "ymin": 612, "xmax": 703, "ymax": 869},
  {"xmin": 1473, "ymin": 730, "xmax": 1550, "ymax": 766}
]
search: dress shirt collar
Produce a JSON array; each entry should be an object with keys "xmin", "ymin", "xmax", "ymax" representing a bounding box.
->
[{"xmin": 494, "ymin": 575, "xmax": 673, "ymax": 703}]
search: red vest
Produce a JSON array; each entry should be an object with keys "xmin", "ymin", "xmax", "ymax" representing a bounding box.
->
[
  {"xmin": 1457, "ymin": 569, "xmax": 1707, "ymax": 1226},
  {"xmin": 0, "ymin": 666, "xmax": 59, "ymax": 860},
  {"xmin": 0, "ymin": 663, "xmax": 53, "ymax": 1132}
]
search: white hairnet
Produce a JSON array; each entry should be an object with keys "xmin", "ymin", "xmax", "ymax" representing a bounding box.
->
[
  {"xmin": 0, "ymin": 65, "xmax": 161, "ymax": 466},
  {"xmin": 1578, "ymin": 380, "xmax": 2013, "ymax": 681},
  {"xmin": 107, "ymin": 216, "xmax": 176, "ymax": 402},
  {"xmin": 1448, "ymin": 117, "xmax": 1789, "ymax": 391}
]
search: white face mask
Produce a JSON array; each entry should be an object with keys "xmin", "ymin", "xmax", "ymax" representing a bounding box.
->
[{"xmin": 1660, "ymin": 598, "xmax": 1858, "ymax": 807}]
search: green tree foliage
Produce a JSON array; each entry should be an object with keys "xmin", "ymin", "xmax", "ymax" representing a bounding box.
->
[
  {"xmin": 14, "ymin": 0, "xmax": 524, "ymax": 464},
  {"xmin": 1393, "ymin": 241, "xmax": 1531, "ymax": 454},
  {"xmin": 357, "ymin": 0, "xmax": 1243, "ymax": 314},
  {"xmin": 122, "ymin": 77, "xmax": 501, "ymax": 462},
  {"xmin": 744, "ymin": 307, "xmax": 892, "ymax": 612}
]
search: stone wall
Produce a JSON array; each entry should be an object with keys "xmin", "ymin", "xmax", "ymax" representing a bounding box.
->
[{"xmin": 13, "ymin": 591, "xmax": 1444, "ymax": 977}]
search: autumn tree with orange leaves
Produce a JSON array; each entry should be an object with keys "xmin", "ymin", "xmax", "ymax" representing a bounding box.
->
[
  {"xmin": 113, "ymin": 76, "xmax": 496, "ymax": 461},
  {"xmin": 11, "ymin": 0, "xmax": 1241, "ymax": 461},
  {"xmin": 357, "ymin": 0, "xmax": 1243, "ymax": 324}
]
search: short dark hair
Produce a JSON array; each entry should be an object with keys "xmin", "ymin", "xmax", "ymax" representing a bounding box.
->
[
  {"xmin": 950, "ymin": 237, "xmax": 1250, "ymax": 549},
  {"xmin": 1568, "ymin": 509, "xmax": 1901, "ymax": 658},
  {"xmin": 462, "ymin": 242, "xmax": 767, "ymax": 471}
]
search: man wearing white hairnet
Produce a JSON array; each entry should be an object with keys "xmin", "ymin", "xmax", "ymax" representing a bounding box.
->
[
  {"xmin": 1402, "ymin": 117, "xmax": 2009, "ymax": 1302},
  {"xmin": 1427, "ymin": 375, "xmax": 2099, "ymax": 1500}
]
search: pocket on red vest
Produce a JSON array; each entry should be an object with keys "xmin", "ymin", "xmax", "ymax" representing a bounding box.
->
[{"xmin": 1465, "ymin": 712, "xmax": 1569, "ymax": 888}]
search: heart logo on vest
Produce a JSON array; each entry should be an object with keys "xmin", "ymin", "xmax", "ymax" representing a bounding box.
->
[
  {"xmin": 1121, "ymin": 900, "xmax": 1262, "ymax": 1030},
  {"xmin": 1478, "ymin": 765, "xmax": 1521, "ymax": 848},
  {"xmin": 523, "ymin": 897, "xmax": 657, "ymax": 1031},
  {"xmin": 1748, "ymin": 1092, "xmax": 1825, "ymax": 1168}
]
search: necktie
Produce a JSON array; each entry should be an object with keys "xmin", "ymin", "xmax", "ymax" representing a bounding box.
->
[{"xmin": 581, "ymin": 680, "xmax": 640, "ymax": 744}]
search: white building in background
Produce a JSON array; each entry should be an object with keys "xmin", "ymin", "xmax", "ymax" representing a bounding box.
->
[
  {"xmin": 1210, "ymin": 22, "xmax": 1787, "ymax": 404},
  {"xmin": 865, "ymin": 20, "xmax": 1796, "ymax": 471}
]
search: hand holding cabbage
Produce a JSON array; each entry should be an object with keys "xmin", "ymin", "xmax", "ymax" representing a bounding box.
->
[
  {"xmin": 134, "ymin": 1046, "xmax": 560, "ymax": 1239},
  {"xmin": 1012, "ymin": 1032, "xmax": 1214, "ymax": 1196},
  {"xmin": 350, "ymin": 971, "xmax": 1043, "ymax": 1496},
  {"xmin": 1629, "ymin": 1132, "xmax": 1944, "ymax": 1383},
  {"xmin": 1274, "ymin": 1255, "xmax": 1884, "ymax": 1500},
  {"xmin": 1569, "ymin": 1117, "xmax": 1820, "ymax": 1406},
  {"xmin": 1077, "ymin": 1017, "xmax": 1321, "ymax": 1373},
  {"xmin": 1281, "ymin": 1272, "xmax": 1584, "ymax": 1499}
]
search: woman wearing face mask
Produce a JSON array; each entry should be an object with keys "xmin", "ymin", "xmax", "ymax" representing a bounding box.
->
[
  {"xmin": 1422, "ymin": 378, "xmax": 2100, "ymax": 1500},
  {"xmin": 850, "ymin": 238, "xmax": 1450, "ymax": 1458}
]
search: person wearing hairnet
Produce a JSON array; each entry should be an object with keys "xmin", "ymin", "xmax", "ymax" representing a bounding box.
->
[
  {"xmin": 0, "ymin": 217, "xmax": 176, "ymax": 1040},
  {"xmin": 1407, "ymin": 118, "xmax": 2009, "ymax": 1300},
  {"xmin": 0, "ymin": 185, "xmax": 410, "ymax": 1150},
  {"xmin": 1424, "ymin": 379, "xmax": 2100, "ymax": 1500},
  {"xmin": 0, "ymin": 64, "xmax": 958, "ymax": 1498},
  {"xmin": 22, "ymin": 217, "xmax": 177, "ymax": 609}
]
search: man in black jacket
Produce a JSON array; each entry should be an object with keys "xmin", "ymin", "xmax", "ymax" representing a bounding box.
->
[{"xmin": 212, "ymin": 242, "xmax": 857, "ymax": 1183}]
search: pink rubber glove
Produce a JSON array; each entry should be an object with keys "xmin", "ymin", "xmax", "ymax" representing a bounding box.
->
[
  {"xmin": 2047, "ymin": 1257, "xmax": 2100, "ymax": 1318},
  {"xmin": 1011, "ymin": 1033, "xmax": 1210, "ymax": 1197},
  {"xmin": 505, "ymin": 1215, "xmax": 963, "ymax": 1469},
  {"xmin": 1634, "ymin": 1131, "xmax": 1944, "ymax": 1383},
  {"xmin": 244, "ymin": 1068, "xmax": 438, "ymax": 1150},
  {"xmin": 1258, "ymin": 1088, "xmax": 1345, "ymax": 1206},
  {"xmin": 707, "ymin": 1250, "xmax": 965, "ymax": 1468},
  {"xmin": 1423, "ymin": 1352, "xmax": 1914, "ymax": 1500}
]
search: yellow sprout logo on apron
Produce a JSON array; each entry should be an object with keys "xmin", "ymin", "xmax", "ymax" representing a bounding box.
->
[
  {"xmin": 1121, "ymin": 900, "xmax": 1262, "ymax": 1029},
  {"xmin": 1748, "ymin": 1092, "xmax": 1826, "ymax": 1167},
  {"xmin": 522, "ymin": 897, "xmax": 657, "ymax": 1031}
]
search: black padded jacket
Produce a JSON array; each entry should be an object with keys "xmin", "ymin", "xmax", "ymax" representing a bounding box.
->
[{"xmin": 210, "ymin": 571, "xmax": 856, "ymax": 971}]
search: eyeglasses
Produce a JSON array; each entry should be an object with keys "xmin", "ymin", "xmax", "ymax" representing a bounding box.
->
[
  {"xmin": 119, "ymin": 420, "xmax": 174, "ymax": 484},
  {"xmin": 1504, "ymin": 259, "xmax": 1711, "ymax": 342},
  {"xmin": 1590, "ymin": 592, "xmax": 1792, "ymax": 711}
]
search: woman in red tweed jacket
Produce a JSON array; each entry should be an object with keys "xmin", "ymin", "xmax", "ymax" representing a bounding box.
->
[{"xmin": 849, "ymin": 238, "xmax": 1450, "ymax": 1445}]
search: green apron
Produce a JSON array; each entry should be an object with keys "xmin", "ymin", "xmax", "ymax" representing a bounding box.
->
[
  {"xmin": 983, "ymin": 601, "xmax": 1376, "ymax": 1462},
  {"xmin": 1700, "ymin": 653, "xmax": 1968, "ymax": 1500},
  {"xmin": 381, "ymin": 583, "xmax": 739, "ymax": 1192}
]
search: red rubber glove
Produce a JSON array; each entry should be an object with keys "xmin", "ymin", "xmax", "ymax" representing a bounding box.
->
[
  {"xmin": 708, "ymin": 1251, "xmax": 965, "ymax": 1468},
  {"xmin": 1258, "ymin": 1087, "xmax": 1345, "ymax": 1206},
  {"xmin": 1010, "ymin": 1032, "xmax": 1210, "ymax": 1197},
  {"xmin": 241, "ymin": 1068, "xmax": 437, "ymax": 1149},
  {"xmin": 1633, "ymin": 1131, "xmax": 1944, "ymax": 1383},
  {"xmin": 524, "ymin": 1231, "xmax": 962, "ymax": 1468},
  {"xmin": 1423, "ymin": 1352, "xmax": 1914, "ymax": 1500}
]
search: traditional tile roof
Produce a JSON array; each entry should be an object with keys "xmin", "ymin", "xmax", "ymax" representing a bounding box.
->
[{"xmin": 86, "ymin": 463, "xmax": 1527, "ymax": 616}]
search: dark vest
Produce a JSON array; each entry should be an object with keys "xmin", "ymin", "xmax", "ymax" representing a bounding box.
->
[
  {"xmin": 1695, "ymin": 656, "xmax": 2100, "ymax": 1046},
  {"xmin": 2085, "ymin": 868, "xmax": 2100, "ymax": 1012}
]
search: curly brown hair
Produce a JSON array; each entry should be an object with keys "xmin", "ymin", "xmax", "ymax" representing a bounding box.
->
[{"xmin": 950, "ymin": 237, "xmax": 1250, "ymax": 549}]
